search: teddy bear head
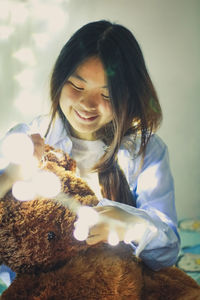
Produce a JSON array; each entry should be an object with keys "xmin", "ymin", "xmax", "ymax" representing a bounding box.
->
[{"xmin": 0, "ymin": 145, "xmax": 98, "ymax": 274}]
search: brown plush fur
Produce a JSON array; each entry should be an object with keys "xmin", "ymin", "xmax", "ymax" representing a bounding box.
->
[{"xmin": 0, "ymin": 145, "xmax": 199, "ymax": 299}]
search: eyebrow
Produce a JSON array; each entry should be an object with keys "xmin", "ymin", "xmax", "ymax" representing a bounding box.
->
[{"xmin": 71, "ymin": 73, "xmax": 108, "ymax": 89}]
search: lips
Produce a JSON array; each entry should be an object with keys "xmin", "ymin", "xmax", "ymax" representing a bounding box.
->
[{"xmin": 74, "ymin": 109, "xmax": 98, "ymax": 122}]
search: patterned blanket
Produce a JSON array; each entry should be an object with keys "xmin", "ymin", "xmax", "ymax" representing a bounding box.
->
[{"xmin": 177, "ymin": 218, "xmax": 200, "ymax": 284}]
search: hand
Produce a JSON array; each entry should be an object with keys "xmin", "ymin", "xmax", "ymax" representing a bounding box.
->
[
  {"xmin": 30, "ymin": 134, "xmax": 45, "ymax": 161},
  {"xmin": 85, "ymin": 206, "xmax": 149, "ymax": 246}
]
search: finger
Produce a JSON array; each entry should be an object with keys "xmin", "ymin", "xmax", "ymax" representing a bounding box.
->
[
  {"xmin": 30, "ymin": 133, "xmax": 44, "ymax": 145},
  {"xmin": 30, "ymin": 134, "xmax": 45, "ymax": 161},
  {"xmin": 94, "ymin": 206, "xmax": 114, "ymax": 213},
  {"xmin": 89, "ymin": 223, "xmax": 108, "ymax": 235},
  {"xmin": 86, "ymin": 223, "xmax": 108, "ymax": 245},
  {"xmin": 34, "ymin": 147, "xmax": 44, "ymax": 161},
  {"xmin": 6, "ymin": 163, "xmax": 23, "ymax": 182},
  {"xmin": 86, "ymin": 234, "xmax": 105, "ymax": 245},
  {"xmin": 94, "ymin": 206, "xmax": 126, "ymax": 221}
]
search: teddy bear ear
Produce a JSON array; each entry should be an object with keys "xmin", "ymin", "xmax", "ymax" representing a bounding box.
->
[{"xmin": 40, "ymin": 145, "xmax": 76, "ymax": 173}]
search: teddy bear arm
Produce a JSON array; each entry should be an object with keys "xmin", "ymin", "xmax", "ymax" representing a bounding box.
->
[
  {"xmin": 141, "ymin": 265, "xmax": 200, "ymax": 300},
  {"xmin": 0, "ymin": 274, "xmax": 39, "ymax": 300},
  {"xmin": 1, "ymin": 246, "xmax": 143, "ymax": 300}
]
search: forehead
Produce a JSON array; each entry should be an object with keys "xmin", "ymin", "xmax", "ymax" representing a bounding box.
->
[{"xmin": 72, "ymin": 56, "xmax": 108, "ymax": 87}]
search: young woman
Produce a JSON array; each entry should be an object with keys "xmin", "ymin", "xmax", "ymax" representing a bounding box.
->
[{"xmin": 0, "ymin": 20, "xmax": 180, "ymax": 277}]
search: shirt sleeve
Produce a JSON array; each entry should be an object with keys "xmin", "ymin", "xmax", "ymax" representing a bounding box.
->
[
  {"xmin": 135, "ymin": 135, "xmax": 180, "ymax": 270},
  {"xmin": 98, "ymin": 134, "xmax": 180, "ymax": 271}
]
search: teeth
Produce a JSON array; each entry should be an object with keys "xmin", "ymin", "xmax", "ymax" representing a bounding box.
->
[
  {"xmin": 80, "ymin": 115, "xmax": 91, "ymax": 119},
  {"xmin": 76, "ymin": 110, "xmax": 96, "ymax": 119}
]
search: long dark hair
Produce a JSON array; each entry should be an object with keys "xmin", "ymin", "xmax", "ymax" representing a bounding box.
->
[{"xmin": 48, "ymin": 20, "xmax": 162, "ymax": 206}]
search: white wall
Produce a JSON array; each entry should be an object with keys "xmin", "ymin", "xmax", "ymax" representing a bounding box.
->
[{"xmin": 0, "ymin": 0, "xmax": 199, "ymax": 219}]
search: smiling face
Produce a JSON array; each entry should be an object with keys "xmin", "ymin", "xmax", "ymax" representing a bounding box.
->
[{"xmin": 59, "ymin": 56, "xmax": 113, "ymax": 140}]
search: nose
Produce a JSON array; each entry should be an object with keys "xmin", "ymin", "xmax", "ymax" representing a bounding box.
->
[{"xmin": 79, "ymin": 92, "xmax": 99, "ymax": 111}]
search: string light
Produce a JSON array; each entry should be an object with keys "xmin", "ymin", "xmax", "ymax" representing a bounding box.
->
[
  {"xmin": 1, "ymin": 133, "xmax": 34, "ymax": 165},
  {"xmin": 77, "ymin": 206, "xmax": 99, "ymax": 226},
  {"xmin": 73, "ymin": 225, "xmax": 89, "ymax": 241},
  {"xmin": 5, "ymin": 1, "xmax": 149, "ymax": 249},
  {"xmin": 72, "ymin": 203, "xmax": 154, "ymax": 251},
  {"xmin": 12, "ymin": 180, "xmax": 35, "ymax": 201},
  {"xmin": 32, "ymin": 170, "xmax": 61, "ymax": 198},
  {"xmin": 20, "ymin": 156, "xmax": 38, "ymax": 180},
  {"xmin": 73, "ymin": 206, "xmax": 99, "ymax": 241},
  {"xmin": 0, "ymin": 157, "xmax": 9, "ymax": 170},
  {"xmin": 108, "ymin": 230, "xmax": 119, "ymax": 246},
  {"xmin": 124, "ymin": 223, "xmax": 147, "ymax": 244},
  {"xmin": 0, "ymin": 132, "xmax": 157, "ymax": 252},
  {"xmin": 12, "ymin": 169, "xmax": 61, "ymax": 201},
  {"xmin": 1, "ymin": 133, "xmax": 61, "ymax": 200}
]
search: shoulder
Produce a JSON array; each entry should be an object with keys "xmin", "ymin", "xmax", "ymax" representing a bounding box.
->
[
  {"xmin": 29, "ymin": 114, "xmax": 51, "ymax": 136},
  {"xmin": 145, "ymin": 134, "xmax": 167, "ymax": 158},
  {"xmin": 121, "ymin": 133, "xmax": 170, "ymax": 173},
  {"xmin": 121, "ymin": 133, "xmax": 167, "ymax": 159},
  {"xmin": 2, "ymin": 114, "xmax": 50, "ymax": 138},
  {"xmin": 141, "ymin": 134, "xmax": 171, "ymax": 174}
]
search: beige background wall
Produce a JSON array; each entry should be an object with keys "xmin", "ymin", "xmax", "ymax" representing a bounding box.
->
[{"xmin": 0, "ymin": 0, "xmax": 199, "ymax": 219}]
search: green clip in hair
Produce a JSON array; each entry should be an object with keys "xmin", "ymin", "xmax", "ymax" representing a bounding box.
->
[
  {"xmin": 106, "ymin": 66, "xmax": 115, "ymax": 77},
  {"xmin": 149, "ymin": 97, "xmax": 160, "ymax": 113}
]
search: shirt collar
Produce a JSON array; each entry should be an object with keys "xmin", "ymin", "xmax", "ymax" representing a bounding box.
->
[{"xmin": 45, "ymin": 114, "xmax": 72, "ymax": 153}]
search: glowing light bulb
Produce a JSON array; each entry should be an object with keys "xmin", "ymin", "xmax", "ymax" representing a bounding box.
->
[
  {"xmin": 33, "ymin": 170, "xmax": 61, "ymax": 198},
  {"xmin": 1, "ymin": 133, "xmax": 34, "ymax": 165},
  {"xmin": 124, "ymin": 223, "xmax": 147, "ymax": 244},
  {"xmin": 73, "ymin": 207, "xmax": 99, "ymax": 242},
  {"xmin": 77, "ymin": 206, "xmax": 99, "ymax": 227},
  {"xmin": 108, "ymin": 230, "xmax": 119, "ymax": 246},
  {"xmin": 0, "ymin": 157, "xmax": 9, "ymax": 170},
  {"xmin": 73, "ymin": 225, "xmax": 89, "ymax": 241},
  {"xmin": 20, "ymin": 156, "xmax": 38, "ymax": 180},
  {"xmin": 12, "ymin": 180, "xmax": 35, "ymax": 201}
]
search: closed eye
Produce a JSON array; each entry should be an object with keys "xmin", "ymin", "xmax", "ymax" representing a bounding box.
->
[
  {"xmin": 101, "ymin": 94, "xmax": 110, "ymax": 100},
  {"xmin": 68, "ymin": 81, "xmax": 84, "ymax": 91}
]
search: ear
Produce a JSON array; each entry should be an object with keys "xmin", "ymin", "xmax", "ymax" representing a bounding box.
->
[{"xmin": 41, "ymin": 145, "xmax": 76, "ymax": 172}]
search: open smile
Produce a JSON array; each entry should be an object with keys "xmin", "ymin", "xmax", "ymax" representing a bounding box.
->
[{"xmin": 74, "ymin": 109, "xmax": 98, "ymax": 122}]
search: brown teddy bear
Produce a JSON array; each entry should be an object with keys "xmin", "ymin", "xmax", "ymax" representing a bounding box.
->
[{"xmin": 0, "ymin": 145, "xmax": 199, "ymax": 300}]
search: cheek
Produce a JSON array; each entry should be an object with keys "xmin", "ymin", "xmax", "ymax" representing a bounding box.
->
[
  {"xmin": 60, "ymin": 85, "xmax": 80, "ymax": 107},
  {"xmin": 100, "ymin": 101, "xmax": 113, "ymax": 119}
]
